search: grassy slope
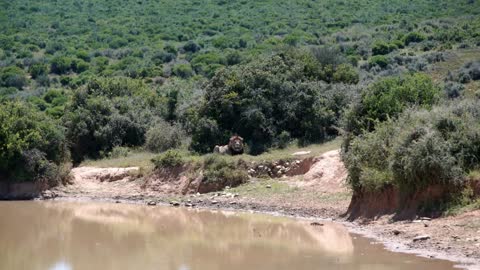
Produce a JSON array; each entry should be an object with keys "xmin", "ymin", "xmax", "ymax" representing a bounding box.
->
[{"xmin": 81, "ymin": 138, "xmax": 342, "ymax": 169}]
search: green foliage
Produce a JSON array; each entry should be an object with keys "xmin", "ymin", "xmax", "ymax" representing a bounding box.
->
[
  {"xmin": 191, "ymin": 49, "xmax": 357, "ymax": 154},
  {"xmin": 202, "ymin": 155, "xmax": 248, "ymax": 187},
  {"xmin": 63, "ymin": 77, "xmax": 166, "ymax": 163},
  {"xmin": 0, "ymin": 101, "xmax": 68, "ymax": 184},
  {"xmin": 344, "ymin": 100, "xmax": 480, "ymax": 194},
  {"xmin": 372, "ymin": 41, "xmax": 398, "ymax": 55},
  {"xmin": 151, "ymin": 149, "xmax": 185, "ymax": 168},
  {"xmin": 28, "ymin": 63, "xmax": 49, "ymax": 79},
  {"xmin": 172, "ymin": 64, "xmax": 194, "ymax": 79},
  {"xmin": 50, "ymin": 56, "xmax": 73, "ymax": 75},
  {"xmin": 345, "ymin": 73, "xmax": 440, "ymax": 135},
  {"xmin": 145, "ymin": 120, "xmax": 186, "ymax": 153},
  {"xmin": 404, "ymin": 32, "xmax": 427, "ymax": 45},
  {"xmin": 333, "ymin": 64, "xmax": 359, "ymax": 84},
  {"xmin": 0, "ymin": 66, "xmax": 28, "ymax": 89},
  {"xmin": 368, "ymin": 55, "xmax": 390, "ymax": 68}
]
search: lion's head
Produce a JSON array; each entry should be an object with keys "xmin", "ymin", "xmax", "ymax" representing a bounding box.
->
[{"xmin": 228, "ymin": 135, "xmax": 244, "ymax": 155}]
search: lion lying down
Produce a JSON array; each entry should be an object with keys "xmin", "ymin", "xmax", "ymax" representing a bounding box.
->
[{"xmin": 214, "ymin": 136, "xmax": 244, "ymax": 155}]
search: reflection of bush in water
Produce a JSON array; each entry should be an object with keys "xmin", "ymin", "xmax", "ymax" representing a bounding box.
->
[
  {"xmin": 54, "ymin": 202, "xmax": 353, "ymax": 255},
  {"xmin": 0, "ymin": 202, "xmax": 354, "ymax": 270}
]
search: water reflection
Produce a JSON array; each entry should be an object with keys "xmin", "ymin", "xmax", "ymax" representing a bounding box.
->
[{"xmin": 0, "ymin": 201, "xmax": 454, "ymax": 270}]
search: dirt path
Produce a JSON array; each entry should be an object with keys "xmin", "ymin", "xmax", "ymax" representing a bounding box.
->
[
  {"xmin": 56, "ymin": 167, "xmax": 146, "ymax": 199},
  {"xmin": 51, "ymin": 150, "xmax": 480, "ymax": 269}
]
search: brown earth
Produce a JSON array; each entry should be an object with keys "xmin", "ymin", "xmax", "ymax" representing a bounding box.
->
[{"xmin": 48, "ymin": 149, "xmax": 480, "ymax": 269}]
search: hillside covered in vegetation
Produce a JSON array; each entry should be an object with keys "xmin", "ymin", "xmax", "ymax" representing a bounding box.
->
[{"xmin": 1, "ymin": 0, "xmax": 480, "ymax": 212}]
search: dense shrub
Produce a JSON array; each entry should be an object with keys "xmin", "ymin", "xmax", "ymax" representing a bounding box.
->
[
  {"xmin": 372, "ymin": 41, "xmax": 397, "ymax": 55},
  {"xmin": 344, "ymin": 73, "xmax": 440, "ymax": 135},
  {"xmin": 63, "ymin": 77, "xmax": 166, "ymax": 163},
  {"xmin": 344, "ymin": 100, "xmax": 480, "ymax": 193},
  {"xmin": 0, "ymin": 101, "xmax": 68, "ymax": 184},
  {"xmin": 183, "ymin": 41, "xmax": 201, "ymax": 53},
  {"xmin": 368, "ymin": 55, "xmax": 390, "ymax": 68},
  {"xmin": 202, "ymin": 155, "xmax": 248, "ymax": 187},
  {"xmin": 444, "ymin": 82, "xmax": 465, "ymax": 98},
  {"xmin": 0, "ymin": 66, "xmax": 28, "ymax": 89},
  {"xmin": 404, "ymin": 32, "xmax": 426, "ymax": 45},
  {"xmin": 50, "ymin": 56, "xmax": 72, "ymax": 75},
  {"xmin": 191, "ymin": 49, "xmax": 358, "ymax": 154},
  {"xmin": 458, "ymin": 61, "xmax": 480, "ymax": 83},
  {"xmin": 145, "ymin": 120, "xmax": 186, "ymax": 153},
  {"xmin": 28, "ymin": 63, "xmax": 48, "ymax": 79},
  {"xmin": 172, "ymin": 64, "xmax": 194, "ymax": 78},
  {"xmin": 151, "ymin": 149, "xmax": 185, "ymax": 168}
]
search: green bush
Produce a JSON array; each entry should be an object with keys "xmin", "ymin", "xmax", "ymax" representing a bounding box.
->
[
  {"xmin": 404, "ymin": 32, "xmax": 426, "ymax": 45},
  {"xmin": 344, "ymin": 100, "xmax": 480, "ymax": 194},
  {"xmin": 202, "ymin": 155, "xmax": 248, "ymax": 187},
  {"xmin": 50, "ymin": 56, "xmax": 72, "ymax": 75},
  {"xmin": 63, "ymin": 77, "xmax": 166, "ymax": 163},
  {"xmin": 0, "ymin": 66, "xmax": 28, "ymax": 89},
  {"xmin": 344, "ymin": 73, "xmax": 440, "ymax": 135},
  {"xmin": 28, "ymin": 63, "xmax": 48, "ymax": 79},
  {"xmin": 151, "ymin": 149, "xmax": 185, "ymax": 168},
  {"xmin": 372, "ymin": 41, "xmax": 397, "ymax": 55},
  {"xmin": 191, "ymin": 49, "xmax": 356, "ymax": 154},
  {"xmin": 172, "ymin": 64, "xmax": 194, "ymax": 78},
  {"xmin": 368, "ymin": 55, "xmax": 390, "ymax": 68},
  {"xmin": 145, "ymin": 120, "xmax": 186, "ymax": 153},
  {"xmin": 0, "ymin": 101, "xmax": 68, "ymax": 184}
]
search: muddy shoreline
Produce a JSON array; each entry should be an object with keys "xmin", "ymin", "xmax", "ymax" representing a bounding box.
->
[{"xmin": 35, "ymin": 191, "xmax": 480, "ymax": 270}]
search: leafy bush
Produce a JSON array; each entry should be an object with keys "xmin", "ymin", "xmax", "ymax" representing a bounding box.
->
[
  {"xmin": 0, "ymin": 101, "xmax": 68, "ymax": 184},
  {"xmin": 202, "ymin": 155, "xmax": 248, "ymax": 187},
  {"xmin": 172, "ymin": 64, "xmax": 194, "ymax": 78},
  {"xmin": 145, "ymin": 120, "xmax": 186, "ymax": 153},
  {"xmin": 404, "ymin": 32, "xmax": 426, "ymax": 45},
  {"xmin": 0, "ymin": 66, "xmax": 28, "ymax": 89},
  {"xmin": 372, "ymin": 41, "xmax": 397, "ymax": 55},
  {"xmin": 63, "ymin": 77, "xmax": 166, "ymax": 163},
  {"xmin": 344, "ymin": 100, "xmax": 480, "ymax": 193},
  {"xmin": 368, "ymin": 55, "xmax": 390, "ymax": 68},
  {"xmin": 191, "ymin": 49, "xmax": 356, "ymax": 154},
  {"xmin": 50, "ymin": 56, "xmax": 72, "ymax": 75},
  {"xmin": 151, "ymin": 149, "xmax": 185, "ymax": 168},
  {"xmin": 183, "ymin": 41, "xmax": 201, "ymax": 53},
  {"xmin": 28, "ymin": 63, "xmax": 48, "ymax": 79},
  {"xmin": 344, "ymin": 73, "xmax": 440, "ymax": 135}
]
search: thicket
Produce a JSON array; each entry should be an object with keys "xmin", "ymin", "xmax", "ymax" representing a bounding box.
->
[
  {"xmin": 62, "ymin": 77, "xmax": 166, "ymax": 163},
  {"xmin": 190, "ymin": 49, "xmax": 359, "ymax": 154},
  {"xmin": 0, "ymin": 102, "xmax": 69, "ymax": 185},
  {"xmin": 343, "ymin": 73, "xmax": 441, "ymax": 136},
  {"xmin": 343, "ymin": 100, "xmax": 480, "ymax": 195}
]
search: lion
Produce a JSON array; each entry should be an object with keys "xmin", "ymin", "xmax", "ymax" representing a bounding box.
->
[{"xmin": 213, "ymin": 136, "xmax": 244, "ymax": 155}]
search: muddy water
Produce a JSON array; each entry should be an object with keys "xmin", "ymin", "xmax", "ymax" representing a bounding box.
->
[{"xmin": 0, "ymin": 201, "xmax": 457, "ymax": 270}]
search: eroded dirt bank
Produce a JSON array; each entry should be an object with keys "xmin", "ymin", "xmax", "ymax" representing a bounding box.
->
[{"xmin": 48, "ymin": 150, "xmax": 480, "ymax": 269}]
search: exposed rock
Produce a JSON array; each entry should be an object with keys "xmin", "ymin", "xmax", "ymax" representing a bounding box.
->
[
  {"xmin": 266, "ymin": 185, "xmax": 272, "ymax": 189},
  {"xmin": 392, "ymin": 230, "xmax": 402, "ymax": 235},
  {"xmin": 413, "ymin": 235, "xmax": 431, "ymax": 242},
  {"xmin": 169, "ymin": 201, "xmax": 180, "ymax": 206},
  {"xmin": 147, "ymin": 201, "xmax": 157, "ymax": 206},
  {"xmin": 310, "ymin": 222, "xmax": 324, "ymax": 226}
]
